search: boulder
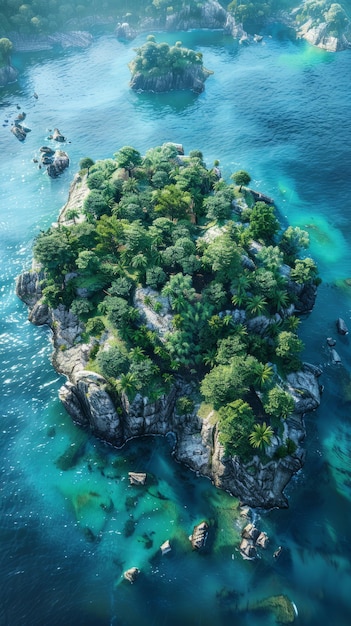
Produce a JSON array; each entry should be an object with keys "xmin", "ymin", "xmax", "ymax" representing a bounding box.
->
[
  {"xmin": 273, "ymin": 546, "xmax": 282, "ymax": 559},
  {"xmin": 46, "ymin": 150, "xmax": 69, "ymax": 178},
  {"xmin": 330, "ymin": 348, "xmax": 342, "ymax": 365},
  {"xmin": 115, "ymin": 22, "xmax": 137, "ymax": 40},
  {"xmin": 160, "ymin": 540, "xmax": 171, "ymax": 555},
  {"xmin": 11, "ymin": 124, "xmax": 27, "ymax": 141},
  {"xmin": 240, "ymin": 538, "xmax": 257, "ymax": 560},
  {"xmin": 123, "ymin": 567, "xmax": 139, "ymax": 583},
  {"xmin": 128, "ymin": 472, "xmax": 147, "ymax": 486},
  {"xmin": 130, "ymin": 65, "xmax": 212, "ymax": 94},
  {"xmin": 52, "ymin": 128, "xmax": 66, "ymax": 142},
  {"xmin": 189, "ymin": 521, "xmax": 209, "ymax": 550},
  {"xmin": 337, "ymin": 317, "xmax": 348, "ymax": 335},
  {"xmin": 256, "ymin": 531, "xmax": 269, "ymax": 549},
  {"xmin": 0, "ymin": 64, "xmax": 18, "ymax": 87},
  {"xmin": 241, "ymin": 523, "xmax": 260, "ymax": 542}
]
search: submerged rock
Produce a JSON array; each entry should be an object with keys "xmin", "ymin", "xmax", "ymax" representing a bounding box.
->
[{"xmin": 250, "ymin": 594, "xmax": 296, "ymax": 624}]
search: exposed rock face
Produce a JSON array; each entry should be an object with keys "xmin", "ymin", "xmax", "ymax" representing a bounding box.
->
[
  {"xmin": 297, "ymin": 18, "xmax": 351, "ymax": 51},
  {"xmin": 130, "ymin": 65, "xmax": 212, "ymax": 94},
  {"xmin": 58, "ymin": 173, "xmax": 89, "ymax": 224},
  {"xmin": 16, "ymin": 269, "xmax": 44, "ymax": 306},
  {"xmin": 189, "ymin": 521, "xmax": 209, "ymax": 550},
  {"xmin": 59, "ymin": 371, "xmax": 124, "ymax": 445}
]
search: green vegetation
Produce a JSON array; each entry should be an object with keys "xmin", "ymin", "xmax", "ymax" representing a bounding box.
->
[
  {"xmin": 33, "ymin": 142, "xmax": 319, "ymax": 462},
  {"xmin": 295, "ymin": 0, "xmax": 349, "ymax": 36},
  {"xmin": 0, "ymin": 37, "xmax": 12, "ymax": 67},
  {"xmin": 129, "ymin": 35, "xmax": 205, "ymax": 79},
  {"xmin": 0, "ymin": 0, "xmax": 207, "ymax": 36},
  {"xmin": 227, "ymin": 0, "xmax": 350, "ymax": 36}
]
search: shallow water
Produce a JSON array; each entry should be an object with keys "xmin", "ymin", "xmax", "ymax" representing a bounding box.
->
[{"xmin": 1, "ymin": 25, "xmax": 351, "ymax": 625}]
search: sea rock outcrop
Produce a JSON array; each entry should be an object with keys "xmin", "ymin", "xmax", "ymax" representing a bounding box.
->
[
  {"xmin": 46, "ymin": 150, "xmax": 69, "ymax": 178},
  {"xmin": 0, "ymin": 64, "xmax": 18, "ymax": 87},
  {"xmin": 189, "ymin": 521, "xmax": 209, "ymax": 550},
  {"xmin": 123, "ymin": 567, "xmax": 139, "ymax": 583}
]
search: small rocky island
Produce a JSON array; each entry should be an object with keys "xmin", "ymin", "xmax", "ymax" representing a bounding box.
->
[
  {"xmin": 17, "ymin": 142, "xmax": 322, "ymax": 509},
  {"xmin": 129, "ymin": 35, "xmax": 213, "ymax": 93}
]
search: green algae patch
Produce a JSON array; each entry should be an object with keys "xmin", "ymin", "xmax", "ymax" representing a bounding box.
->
[
  {"xmin": 294, "ymin": 214, "xmax": 346, "ymax": 264},
  {"xmin": 250, "ymin": 594, "xmax": 296, "ymax": 623}
]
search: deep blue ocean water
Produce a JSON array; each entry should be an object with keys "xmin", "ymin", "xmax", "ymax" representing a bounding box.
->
[{"xmin": 1, "ymin": 25, "xmax": 351, "ymax": 625}]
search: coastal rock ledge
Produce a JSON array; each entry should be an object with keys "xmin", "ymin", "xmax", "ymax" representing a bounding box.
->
[{"xmin": 16, "ymin": 267, "xmax": 322, "ymax": 510}]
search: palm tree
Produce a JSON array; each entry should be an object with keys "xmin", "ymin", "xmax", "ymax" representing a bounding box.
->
[
  {"xmin": 246, "ymin": 295, "xmax": 268, "ymax": 317},
  {"xmin": 253, "ymin": 362, "xmax": 274, "ymax": 389},
  {"xmin": 271, "ymin": 289, "xmax": 289, "ymax": 313},
  {"xmin": 129, "ymin": 346, "xmax": 145, "ymax": 362},
  {"xmin": 249, "ymin": 422, "xmax": 274, "ymax": 449},
  {"xmin": 118, "ymin": 372, "xmax": 138, "ymax": 398},
  {"xmin": 65, "ymin": 208, "xmax": 80, "ymax": 224},
  {"xmin": 231, "ymin": 292, "xmax": 247, "ymax": 308}
]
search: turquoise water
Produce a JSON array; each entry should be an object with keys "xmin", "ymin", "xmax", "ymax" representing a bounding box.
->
[{"xmin": 1, "ymin": 25, "xmax": 351, "ymax": 625}]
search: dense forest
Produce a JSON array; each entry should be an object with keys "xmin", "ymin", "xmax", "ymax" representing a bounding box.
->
[{"xmin": 33, "ymin": 143, "xmax": 320, "ymax": 462}]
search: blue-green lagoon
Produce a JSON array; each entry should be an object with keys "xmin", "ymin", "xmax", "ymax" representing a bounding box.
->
[{"xmin": 1, "ymin": 26, "xmax": 351, "ymax": 625}]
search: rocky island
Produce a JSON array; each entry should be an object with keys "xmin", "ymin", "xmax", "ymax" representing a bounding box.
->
[
  {"xmin": 17, "ymin": 142, "xmax": 322, "ymax": 509},
  {"xmin": 129, "ymin": 35, "xmax": 213, "ymax": 93}
]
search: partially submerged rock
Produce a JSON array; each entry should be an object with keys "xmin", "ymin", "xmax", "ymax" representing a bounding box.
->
[
  {"xmin": 128, "ymin": 472, "xmax": 147, "ymax": 486},
  {"xmin": 123, "ymin": 567, "xmax": 140, "ymax": 583},
  {"xmin": 189, "ymin": 521, "xmax": 209, "ymax": 550},
  {"xmin": 52, "ymin": 128, "xmax": 66, "ymax": 142},
  {"xmin": 11, "ymin": 124, "xmax": 27, "ymax": 141},
  {"xmin": 240, "ymin": 523, "xmax": 269, "ymax": 558},
  {"xmin": 337, "ymin": 317, "xmax": 348, "ymax": 335},
  {"xmin": 46, "ymin": 150, "xmax": 69, "ymax": 178}
]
